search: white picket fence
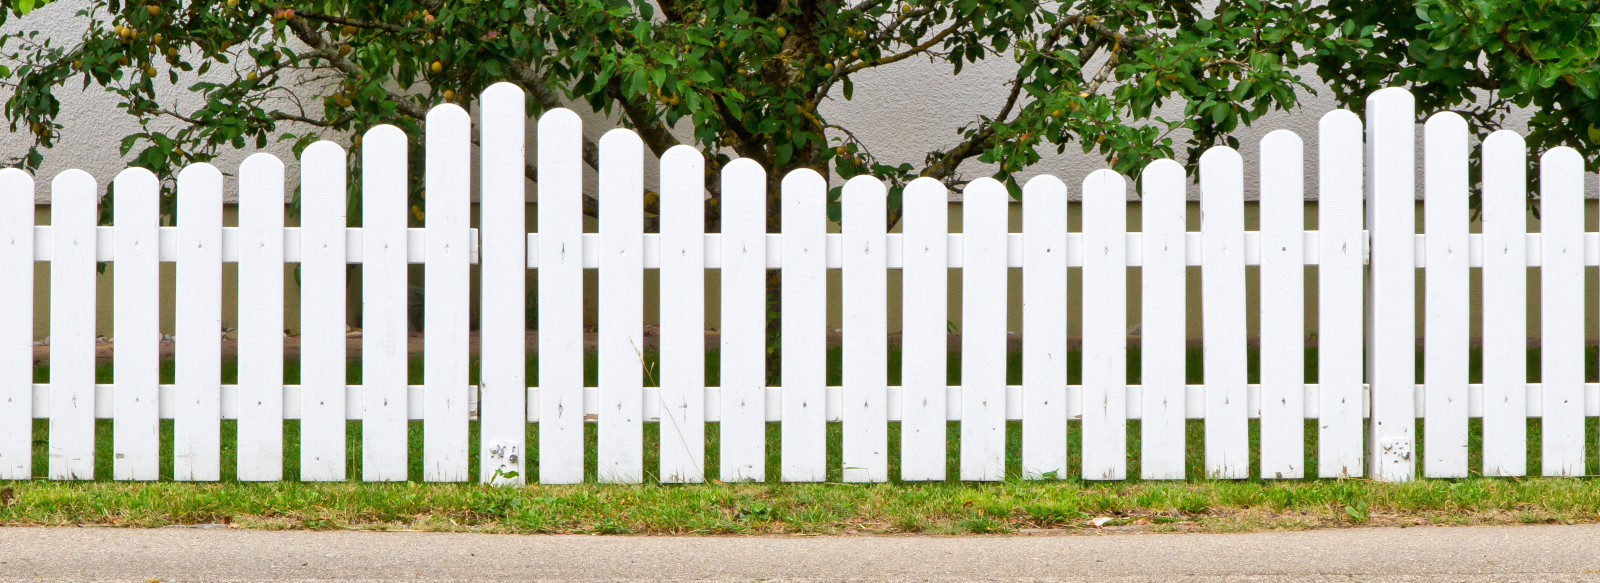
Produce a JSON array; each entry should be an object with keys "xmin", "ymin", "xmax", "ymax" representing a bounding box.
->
[{"xmin": 0, "ymin": 84, "xmax": 1594, "ymax": 484}]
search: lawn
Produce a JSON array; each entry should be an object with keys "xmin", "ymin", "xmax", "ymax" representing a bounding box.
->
[{"xmin": 4, "ymin": 346, "xmax": 1600, "ymax": 534}]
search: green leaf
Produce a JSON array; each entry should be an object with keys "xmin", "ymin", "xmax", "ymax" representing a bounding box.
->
[{"xmin": 16, "ymin": 0, "xmax": 35, "ymax": 15}]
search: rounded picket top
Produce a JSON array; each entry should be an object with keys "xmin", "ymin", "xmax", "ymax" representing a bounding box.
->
[
  {"xmin": 904, "ymin": 176, "xmax": 947, "ymax": 201},
  {"xmin": 112, "ymin": 166, "xmax": 159, "ymax": 207},
  {"xmin": 177, "ymin": 163, "xmax": 223, "ymax": 206},
  {"xmin": 1198, "ymin": 144, "xmax": 1242, "ymax": 168},
  {"xmin": 1483, "ymin": 129, "xmax": 1526, "ymax": 157},
  {"xmin": 963, "ymin": 176, "xmax": 1006, "ymax": 204},
  {"xmin": 1080, "ymin": 170, "xmax": 1123, "ymax": 201},
  {"xmin": 1319, "ymin": 108, "xmax": 1362, "ymax": 135},
  {"xmin": 0, "ymin": 166, "xmax": 35, "ymax": 201},
  {"xmin": 1425, "ymin": 109, "xmax": 1466, "ymax": 135},
  {"xmin": 661, "ymin": 144, "xmax": 702, "ymax": 167},
  {"xmin": 1023, "ymin": 174, "xmax": 1066, "ymax": 206},
  {"xmin": 781, "ymin": 167, "xmax": 826, "ymax": 208},
  {"xmin": 301, "ymin": 140, "xmax": 347, "ymax": 163},
  {"xmin": 1262, "ymin": 128, "xmax": 1302, "ymax": 154},
  {"xmin": 599, "ymin": 127, "xmax": 643, "ymax": 152},
  {"xmin": 538, "ymin": 107, "xmax": 581, "ymax": 134},
  {"xmin": 843, "ymin": 174, "xmax": 886, "ymax": 203},
  {"xmin": 1542, "ymin": 145, "xmax": 1583, "ymax": 169},
  {"xmin": 50, "ymin": 168, "xmax": 96, "ymax": 199},
  {"xmin": 1140, "ymin": 158, "xmax": 1184, "ymax": 196},
  {"xmin": 722, "ymin": 156, "xmax": 766, "ymax": 186},
  {"xmin": 480, "ymin": 81, "xmax": 525, "ymax": 106},
  {"xmin": 1366, "ymin": 86, "xmax": 1414, "ymax": 114},
  {"xmin": 426, "ymin": 101, "xmax": 470, "ymax": 127},
  {"xmin": 240, "ymin": 152, "xmax": 284, "ymax": 181}
]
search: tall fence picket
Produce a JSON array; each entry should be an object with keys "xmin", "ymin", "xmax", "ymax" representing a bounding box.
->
[
  {"xmin": 961, "ymin": 177, "xmax": 1008, "ymax": 481},
  {"xmin": 1423, "ymin": 112, "xmax": 1469, "ymax": 478},
  {"xmin": 478, "ymin": 82, "xmax": 527, "ymax": 486},
  {"xmin": 299, "ymin": 141, "xmax": 347, "ymax": 482},
  {"xmin": 659, "ymin": 145, "xmax": 705, "ymax": 484},
  {"xmin": 1200, "ymin": 147, "xmax": 1247, "ymax": 479},
  {"xmin": 842, "ymin": 175, "xmax": 888, "ymax": 483},
  {"xmin": 0, "ymin": 168, "xmax": 31, "ymax": 481},
  {"xmin": 174, "ymin": 164, "xmax": 221, "ymax": 482},
  {"xmin": 1259, "ymin": 130, "xmax": 1304, "ymax": 479},
  {"xmin": 49, "ymin": 170, "xmax": 97, "ymax": 481},
  {"xmin": 598, "ymin": 128, "xmax": 644, "ymax": 484},
  {"xmin": 1081, "ymin": 170, "xmax": 1126, "ymax": 480},
  {"xmin": 1481, "ymin": 130, "xmax": 1527, "ymax": 477},
  {"xmin": 780, "ymin": 169, "xmax": 828, "ymax": 482},
  {"xmin": 237, "ymin": 153, "xmax": 285, "ymax": 482},
  {"xmin": 720, "ymin": 158, "xmax": 767, "ymax": 482},
  {"xmin": 1139, "ymin": 160, "xmax": 1186, "ymax": 480},
  {"xmin": 361, "ymin": 125, "xmax": 410, "ymax": 482},
  {"xmin": 1318, "ymin": 109, "xmax": 1365, "ymax": 478},
  {"xmin": 423, "ymin": 104, "xmax": 472, "ymax": 482},
  {"xmin": 1540, "ymin": 147, "xmax": 1585, "ymax": 476},
  {"xmin": 1021, "ymin": 175, "xmax": 1067, "ymax": 480},
  {"xmin": 112, "ymin": 167, "xmax": 159, "ymax": 481},
  {"xmin": 901, "ymin": 177, "xmax": 949, "ymax": 481},
  {"xmin": 536, "ymin": 109, "xmax": 586, "ymax": 485},
  {"xmin": 1365, "ymin": 88, "xmax": 1416, "ymax": 481}
]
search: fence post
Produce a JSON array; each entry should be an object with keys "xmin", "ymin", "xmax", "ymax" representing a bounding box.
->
[
  {"xmin": 1365, "ymin": 87, "xmax": 1416, "ymax": 481},
  {"xmin": 478, "ymin": 83, "xmax": 527, "ymax": 486}
]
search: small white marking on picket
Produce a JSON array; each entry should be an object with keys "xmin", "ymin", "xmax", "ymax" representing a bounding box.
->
[
  {"xmin": 1200, "ymin": 147, "xmax": 1248, "ymax": 479},
  {"xmin": 478, "ymin": 84, "xmax": 527, "ymax": 485},
  {"xmin": 1540, "ymin": 147, "xmax": 1584, "ymax": 476},
  {"xmin": 721, "ymin": 158, "xmax": 767, "ymax": 482},
  {"xmin": 900, "ymin": 177, "xmax": 948, "ymax": 481},
  {"xmin": 1020, "ymin": 175, "xmax": 1067, "ymax": 480},
  {"xmin": 1081, "ymin": 171, "xmax": 1127, "ymax": 480},
  {"xmin": 174, "ymin": 164, "xmax": 222, "ymax": 481},
  {"xmin": 299, "ymin": 141, "xmax": 347, "ymax": 482},
  {"xmin": 659, "ymin": 145, "xmax": 705, "ymax": 484},
  {"xmin": 1140, "ymin": 160, "xmax": 1186, "ymax": 480},
  {"xmin": 598, "ymin": 128, "xmax": 644, "ymax": 484},
  {"xmin": 1423, "ymin": 112, "xmax": 1469, "ymax": 478},
  {"xmin": 842, "ymin": 175, "xmax": 888, "ymax": 483},
  {"xmin": 1365, "ymin": 88, "xmax": 1416, "ymax": 481},
  {"xmin": 1481, "ymin": 130, "xmax": 1527, "ymax": 477},
  {"xmin": 537, "ymin": 109, "xmax": 586, "ymax": 484},
  {"xmin": 1259, "ymin": 130, "xmax": 1304, "ymax": 479},
  {"xmin": 361, "ymin": 125, "xmax": 410, "ymax": 482},
  {"xmin": 109, "ymin": 168, "xmax": 158, "ymax": 481},
  {"xmin": 0, "ymin": 169, "xmax": 31, "ymax": 480},
  {"xmin": 961, "ymin": 177, "xmax": 1008, "ymax": 481},
  {"xmin": 781, "ymin": 169, "xmax": 828, "ymax": 482},
  {"xmin": 422, "ymin": 104, "xmax": 471, "ymax": 482},
  {"xmin": 1318, "ymin": 110, "xmax": 1365, "ymax": 478},
  {"xmin": 237, "ymin": 153, "xmax": 285, "ymax": 481}
]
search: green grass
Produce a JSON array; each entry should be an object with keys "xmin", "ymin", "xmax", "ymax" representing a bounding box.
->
[{"xmin": 5, "ymin": 346, "xmax": 1600, "ymax": 534}]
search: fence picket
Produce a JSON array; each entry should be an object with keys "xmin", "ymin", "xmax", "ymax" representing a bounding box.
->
[
  {"xmin": 842, "ymin": 175, "xmax": 888, "ymax": 483},
  {"xmin": 478, "ymin": 83, "xmax": 527, "ymax": 485},
  {"xmin": 781, "ymin": 169, "xmax": 828, "ymax": 482},
  {"xmin": 1081, "ymin": 171, "xmax": 1126, "ymax": 480},
  {"xmin": 237, "ymin": 153, "xmax": 285, "ymax": 482},
  {"xmin": 361, "ymin": 125, "xmax": 410, "ymax": 482},
  {"xmin": 1481, "ymin": 130, "xmax": 1527, "ymax": 477},
  {"xmin": 537, "ymin": 109, "xmax": 586, "ymax": 484},
  {"xmin": 0, "ymin": 169, "xmax": 30, "ymax": 481},
  {"xmin": 49, "ymin": 170, "xmax": 97, "ymax": 481},
  {"xmin": 1423, "ymin": 112, "xmax": 1469, "ymax": 478},
  {"xmin": 598, "ymin": 128, "xmax": 644, "ymax": 484},
  {"xmin": 174, "ymin": 164, "xmax": 221, "ymax": 482},
  {"xmin": 1540, "ymin": 147, "xmax": 1584, "ymax": 476},
  {"xmin": 1200, "ymin": 147, "xmax": 1248, "ymax": 479},
  {"xmin": 1318, "ymin": 110, "xmax": 1365, "ymax": 478},
  {"xmin": 961, "ymin": 177, "xmax": 1008, "ymax": 481},
  {"xmin": 721, "ymin": 158, "xmax": 767, "ymax": 482},
  {"xmin": 111, "ymin": 168, "xmax": 159, "ymax": 481},
  {"xmin": 1259, "ymin": 130, "xmax": 1304, "ymax": 479},
  {"xmin": 1365, "ymin": 88, "xmax": 1416, "ymax": 481},
  {"xmin": 659, "ymin": 145, "xmax": 705, "ymax": 484},
  {"xmin": 299, "ymin": 141, "xmax": 347, "ymax": 482},
  {"xmin": 901, "ymin": 177, "xmax": 948, "ymax": 481},
  {"xmin": 1140, "ymin": 160, "xmax": 1186, "ymax": 480},
  {"xmin": 1021, "ymin": 175, "xmax": 1067, "ymax": 480},
  {"xmin": 422, "ymin": 104, "xmax": 471, "ymax": 482}
]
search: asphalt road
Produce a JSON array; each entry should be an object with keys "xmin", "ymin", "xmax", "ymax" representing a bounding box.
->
[{"xmin": 3, "ymin": 524, "xmax": 1600, "ymax": 582}]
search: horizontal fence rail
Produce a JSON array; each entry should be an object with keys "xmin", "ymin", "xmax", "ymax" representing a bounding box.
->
[{"xmin": 1, "ymin": 84, "xmax": 1596, "ymax": 484}]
